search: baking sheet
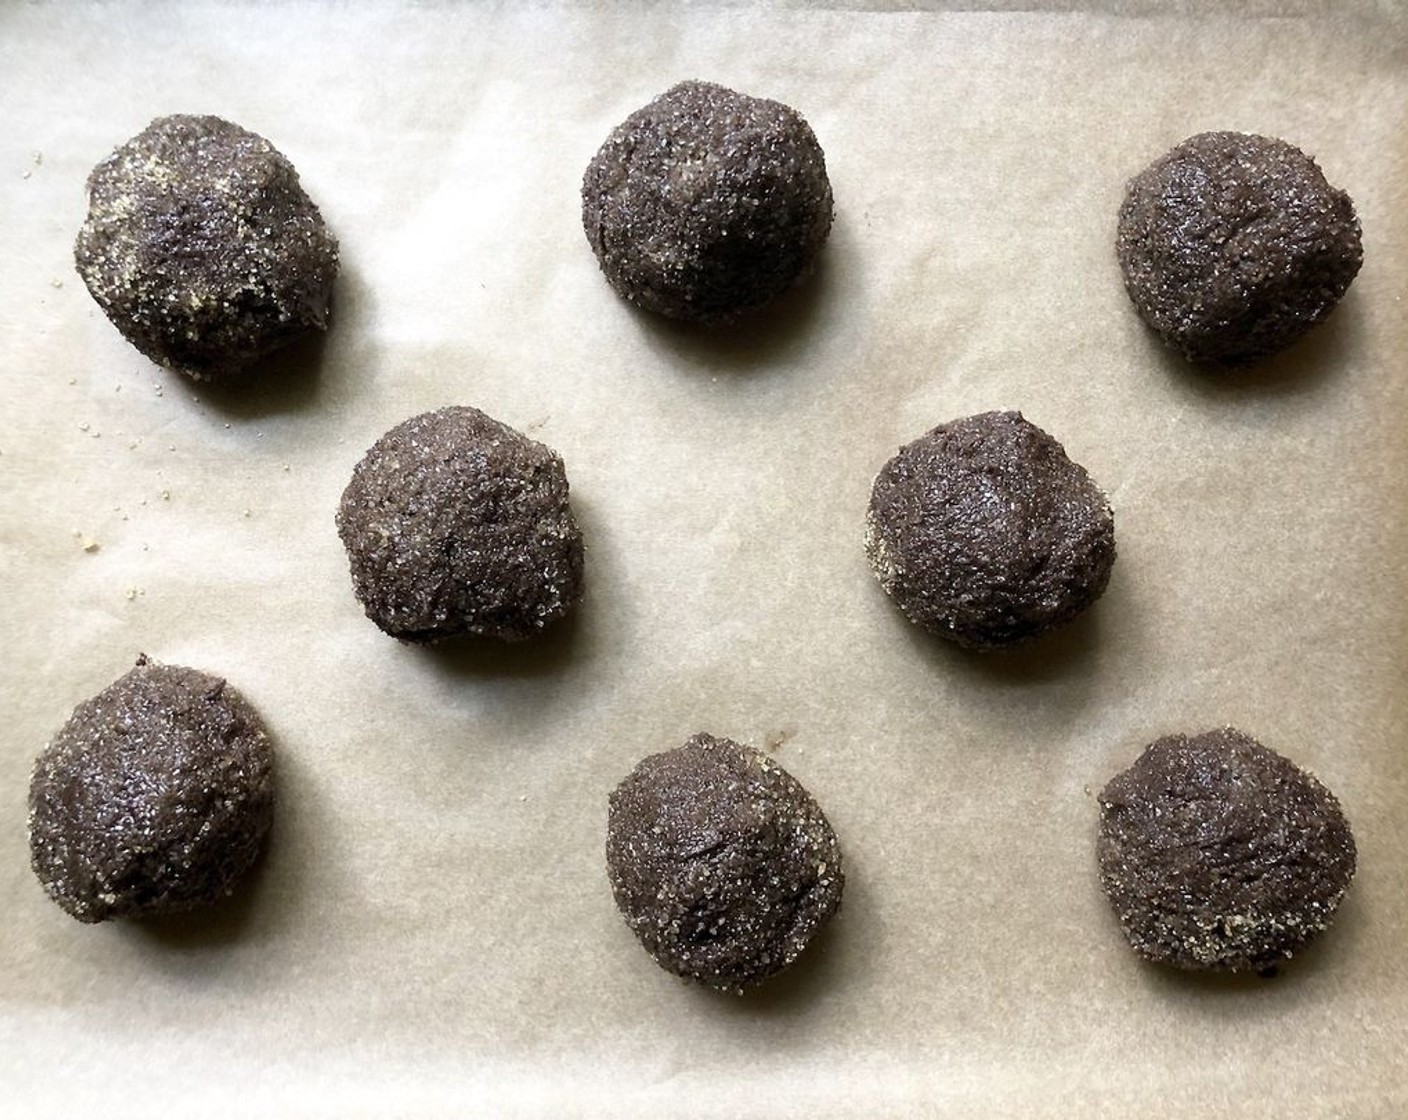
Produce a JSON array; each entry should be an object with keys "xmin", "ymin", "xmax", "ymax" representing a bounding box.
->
[{"xmin": 2, "ymin": 2, "xmax": 1407, "ymax": 1116}]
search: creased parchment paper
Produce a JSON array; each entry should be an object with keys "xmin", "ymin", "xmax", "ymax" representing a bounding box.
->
[{"xmin": 2, "ymin": 3, "xmax": 1406, "ymax": 1117}]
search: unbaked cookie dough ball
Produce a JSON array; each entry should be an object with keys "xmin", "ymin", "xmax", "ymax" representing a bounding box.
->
[
  {"xmin": 337, "ymin": 406, "xmax": 584, "ymax": 644},
  {"xmin": 28, "ymin": 657, "xmax": 275, "ymax": 924},
  {"xmin": 1116, "ymin": 131, "xmax": 1362, "ymax": 365},
  {"xmin": 1098, "ymin": 728, "xmax": 1356, "ymax": 972},
  {"xmin": 865, "ymin": 411, "xmax": 1115, "ymax": 650},
  {"xmin": 607, "ymin": 733, "xmax": 844, "ymax": 993},
  {"xmin": 74, "ymin": 114, "xmax": 339, "ymax": 381},
  {"xmin": 582, "ymin": 80, "xmax": 833, "ymax": 322}
]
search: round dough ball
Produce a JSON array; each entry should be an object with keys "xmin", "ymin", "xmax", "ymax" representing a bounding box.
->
[
  {"xmin": 865, "ymin": 410, "xmax": 1115, "ymax": 650},
  {"xmin": 74, "ymin": 114, "xmax": 339, "ymax": 382},
  {"xmin": 1098, "ymin": 728, "xmax": 1356, "ymax": 972},
  {"xmin": 607, "ymin": 733, "xmax": 844, "ymax": 993},
  {"xmin": 582, "ymin": 80, "xmax": 833, "ymax": 322},
  {"xmin": 336, "ymin": 406, "xmax": 584, "ymax": 644},
  {"xmin": 1116, "ymin": 131, "xmax": 1362, "ymax": 365},
  {"xmin": 28, "ymin": 657, "xmax": 275, "ymax": 923}
]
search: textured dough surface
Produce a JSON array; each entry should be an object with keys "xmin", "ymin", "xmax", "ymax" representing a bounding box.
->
[
  {"xmin": 1098, "ymin": 728, "xmax": 1356, "ymax": 971},
  {"xmin": 865, "ymin": 411, "xmax": 1115, "ymax": 650},
  {"xmin": 1116, "ymin": 131, "xmax": 1362, "ymax": 365},
  {"xmin": 582, "ymin": 80, "xmax": 833, "ymax": 322},
  {"xmin": 607, "ymin": 733, "xmax": 844, "ymax": 993},
  {"xmin": 336, "ymin": 406, "xmax": 584, "ymax": 643},
  {"xmin": 28, "ymin": 657, "xmax": 275, "ymax": 924},
  {"xmin": 74, "ymin": 114, "xmax": 339, "ymax": 381}
]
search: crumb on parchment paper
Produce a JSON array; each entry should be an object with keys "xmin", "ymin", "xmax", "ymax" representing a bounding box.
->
[{"xmin": 763, "ymin": 728, "xmax": 797, "ymax": 753}]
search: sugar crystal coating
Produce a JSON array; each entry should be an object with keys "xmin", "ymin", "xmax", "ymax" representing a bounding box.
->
[
  {"xmin": 74, "ymin": 114, "xmax": 339, "ymax": 381},
  {"xmin": 866, "ymin": 411, "xmax": 1115, "ymax": 649},
  {"xmin": 607, "ymin": 733, "xmax": 844, "ymax": 993},
  {"xmin": 28, "ymin": 657, "xmax": 275, "ymax": 923},
  {"xmin": 1116, "ymin": 131, "xmax": 1362, "ymax": 365},
  {"xmin": 1098, "ymin": 728, "xmax": 1356, "ymax": 971},
  {"xmin": 582, "ymin": 80, "xmax": 833, "ymax": 322},
  {"xmin": 336, "ymin": 406, "xmax": 584, "ymax": 643}
]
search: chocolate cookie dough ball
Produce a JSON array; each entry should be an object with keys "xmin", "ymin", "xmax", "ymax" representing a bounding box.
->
[
  {"xmin": 1116, "ymin": 131, "xmax": 1362, "ymax": 365},
  {"xmin": 74, "ymin": 114, "xmax": 339, "ymax": 381},
  {"xmin": 865, "ymin": 411, "xmax": 1115, "ymax": 650},
  {"xmin": 28, "ymin": 657, "xmax": 274, "ymax": 924},
  {"xmin": 582, "ymin": 80, "xmax": 833, "ymax": 322},
  {"xmin": 607, "ymin": 733, "xmax": 844, "ymax": 993},
  {"xmin": 1098, "ymin": 728, "xmax": 1356, "ymax": 972},
  {"xmin": 337, "ymin": 406, "xmax": 584, "ymax": 644}
]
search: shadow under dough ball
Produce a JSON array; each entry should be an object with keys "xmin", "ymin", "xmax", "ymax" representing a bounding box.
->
[
  {"xmin": 1116, "ymin": 131, "xmax": 1362, "ymax": 365},
  {"xmin": 865, "ymin": 411, "xmax": 1115, "ymax": 650},
  {"xmin": 27, "ymin": 657, "xmax": 275, "ymax": 924},
  {"xmin": 337, "ymin": 406, "xmax": 584, "ymax": 644},
  {"xmin": 74, "ymin": 114, "xmax": 339, "ymax": 382},
  {"xmin": 582, "ymin": 80, "xmax": 833, "ymax": 322},
  {"xmin": 607, "ymin": 733, "xmax": 844, "ymax": 993},
  {"xmin": 1098, "ymin": 728, "xmax": 1356, "ymax": 972}
]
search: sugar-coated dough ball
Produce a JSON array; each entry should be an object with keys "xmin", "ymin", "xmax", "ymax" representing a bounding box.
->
[
  {"xmin": 607, "ymin": 733, "xmax": 844, "ymax": 992},
  {"xmin": 1116, "ymin": 131, "xmax": 1361, "ymax": 365},
  {"xmin": 866, "ymin": 411, "xmax": 1115, "ymax": 650},
  {"xmin": 583, "ymin": 80, "xmax": 833, "ymax": 322},
  {"xmin": 74, "ymin": 114, "xmax": 339, "ymax": 382},
  {"xmin": 28, "ymin": 657, "xmax": 275, "ymax": 923},
  {"xmin": 337, "ymin": 406, "xmax": 584, "ymax": 644},
  {"xmin": 1098, "ymin": 728, "xmax": 1356, "ymax": 971}
]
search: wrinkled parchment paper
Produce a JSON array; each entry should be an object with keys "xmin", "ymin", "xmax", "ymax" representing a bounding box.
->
[{"xmin": 3, "ymin": 3, "xmax": 1406, "ymax": 1116}]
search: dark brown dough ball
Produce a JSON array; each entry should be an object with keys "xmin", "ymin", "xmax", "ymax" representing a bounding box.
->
[
  {"xmin": 865, "ymin": 411, "xmax": 1115, "ymax": 650},
  {"xmin": 74, "ymin": 114, "xmax": 339, "ymax": 382},
  {"xmin": 27, "ymin": 657, "xmax": 274, "ymax": 924},
  {"xmin": 606, "ymin": 733, "xmax": 844, "ymax": 993},
  {"xmin": 1098, "ymin": 728, "xmax": 1356, "ymax": 972},
  {"xmin": 1116, "ymin": 131, "xmax": 1362, "ymax": 365},
  {"xmin": 336, "ymin": 406, "xmax": 584, "ymax": 644},
  {"xmin": 582, "ymin": 80, "xmax": 833, "ymax": 322}
]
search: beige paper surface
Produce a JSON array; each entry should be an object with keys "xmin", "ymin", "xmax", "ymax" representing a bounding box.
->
[{"xmin": 2, "ymin": 3, "xmax": 1406, "ymax": 1116}]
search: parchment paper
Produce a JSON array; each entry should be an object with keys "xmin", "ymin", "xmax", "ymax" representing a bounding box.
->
[{"xmin": 3, "ymin": 3, "xmax": 1406, "ymax": 1116}]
